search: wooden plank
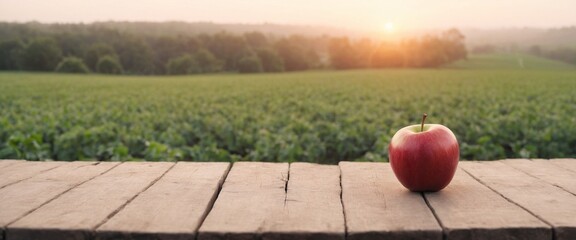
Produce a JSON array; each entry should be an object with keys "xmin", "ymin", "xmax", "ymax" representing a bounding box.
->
[
  {"xmin": 460, "ymin": 161, "xmax": 576, "ymax": 240},
  {"xmin": 549, "ymin": 158, "xmax": 576, "ymax": 173},
  {"xmin": 504, "ymin": 159, "xmax": 576, "ymax": 195},
  {"xmin": 339, "ymin": 162, "xmax": 442, "ymax": 240},
  {"xmin": 0, "ymin": 161, "xmax": 64, "ymax": 189},
  {"xmin": 198, "ymin": 162, "xmax": 289, "ymax": 240},
  {"xmin": 263, "ymin": 162, "xmax": 345, "ymax": 240},
  {"xmin": 0, "ymin": 162, "xmax": 119, "ymax": 227},
  {"xmin": 7, "ymin": 162, "xmax": 174, "ymax": 240},
  {"xmin": 425, "ymin": 167, "xmax": 550, "ymax": 240},
  {"xmin": 0, "ymin": 160, "xmax": 25, "ymax": 169},
  {"xmin": 95, "ymin": 162, "xmax": 230, "ymax": 240}
]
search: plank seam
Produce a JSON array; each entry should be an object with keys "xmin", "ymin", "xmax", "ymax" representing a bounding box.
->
[
  {"xmin": 283, "ymin": 163, "xmax": 290, "ymax": 208},
  {"xmin": 460, "ymin": 166, "xmax": 557, "ymax": 240},
  {"xmin": 503, "ymin": 160, "xmax": 576, "ymax": 197},
  {"xmin": 5, "ymin": 162, "xmax": 123, "ymax": 227},
  {"xmin": 421, "ymin": 193, "xmax": 446, "ymax": 240},
  {"xmin": 193, "ymin": 162, "xmax": 233, "ymax": 240},
  {"xmin": 338, "ymin": 164, "xmax": 348, "ymax": 240},
  {"xmin": 92, "ymin": 162, "xmax": 177, "ymax": 233},
  {"xmin": 0, "ymin": 164, "xmax": 63, "ymax": 190}
]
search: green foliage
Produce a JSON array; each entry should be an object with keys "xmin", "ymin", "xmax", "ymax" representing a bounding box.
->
[
  {"xmin": 97, "ymin": 55, "xmax": 124, "ymax": 74},
  {"xmin": 166, "ymin": 54, "xmax": 201, "ymax": 75},
  {"xmin": 237, "ymin": 55, "xmax": 263, "ymax": 73},
  {"xmin": 84, "ymin": 43, "xmax": 118, "ymax": 71},
  {"xmin": 55, "ymin": 56, "xmax": 90, "ymax": 73},
  {"xmin": 195, "ymin": 49, "xmax": 222, "ymax": 73},
  {"xmin": 255, "ymin": 48, "xmax": 284, "ymax": 72},
  {"xmin": 0, "ymin": 69, "xmax": 575, "ymax": 162},
  {"xmin": 20, "ymin": 37, "xmax": 62, "ymax": 71},
  {"xmin": 0, "ymin": 39, "xmax": 24, "ymax": 70}
]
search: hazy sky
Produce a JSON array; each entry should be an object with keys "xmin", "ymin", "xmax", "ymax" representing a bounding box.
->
[{"xmin": 1, "ymin": 0, "xmax": 575, "ymax": 31}]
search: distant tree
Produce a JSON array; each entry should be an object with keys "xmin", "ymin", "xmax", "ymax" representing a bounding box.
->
[
  {"xmin": 20, "ymin": 37, "xmax": 62, "ymax": 71},
  {"xmin": 202, "ymin": 32, "xmax": 247, "ymax": 71},
  {"xmin": 329, "ymin": 37, "xmax": 359, "ymax": 69},
  {"xmin": 255, "ymin": 48, "xmax": 284, "ymax": 72},
  {"xmin": 114, "ymin": 35, "xmax": 154, "ymax": 74},
  {"xmin": 274, "ymin": 36, "xmax": 311, "ymax": 71},
  {"xmin": 371, "ymin": 43, "xmax": 405, "ymax": 68},
  {"xmin": 0, "ymin": 39, "xmax": 24, "ymax": 70},
  {"xmin": 55, "ymin": 56, "xmax": 90, "ymax": 73},
  {"xmin": 96, "ymin": 55, "xmax": 123, "ymax": 74},
  {"xmin": 166, "ymin": 54, "xmax": 201, "ymax": 75},
  {"xmin": 84, "ymin": 43, "xmax": 118, "ymax": 71},
  {"xmin": 150, "ymin": 36, "xmax": 188, "ymax": 74},
  {"xmin": 441, "ymin": 28, "xmax": 467, "ymax": 62},
  {"xmin": 471, "ymin": 44, "xmax": 497, "ymax": 54},
  {"xmin": 529, "ymin": 45, "xmax": 542, "ymax": 56},
  {"xmin": 195, "ymin": 48, "xmax": 222, "ymax": 73},
  {"xmin": 54, "ymin": 32, "xmax": 86, "ymax": 58},
  {"xmin": 244, "ymin": 32, "xmax": 269, "ymax": 48},
  {"xmin": 237, "ymin": 55, "xmax": 263, "ymax": 73}
]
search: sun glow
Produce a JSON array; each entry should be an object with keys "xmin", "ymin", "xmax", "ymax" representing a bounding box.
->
[{"xmin": 384, "ymin": 22, "xmax": 395, "ymax": 33}]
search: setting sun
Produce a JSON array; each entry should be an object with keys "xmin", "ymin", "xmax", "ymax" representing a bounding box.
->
[{"xmin": 384, "ymin": 22, "xmax": 395, "ymax": 33}]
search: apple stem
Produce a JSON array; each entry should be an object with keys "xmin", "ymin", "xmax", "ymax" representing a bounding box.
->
[{"xmin": 421, "ymin": 113, "xmax": 427, "ymax": 132}]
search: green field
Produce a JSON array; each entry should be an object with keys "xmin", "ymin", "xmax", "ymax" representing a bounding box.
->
[
  {"xmin": 448, "ymin": 53, "xmax": 576, "ymax": 70},
  {"xmin": 1, "ymin": 59, "xmax": 576, "ymax": 163}
]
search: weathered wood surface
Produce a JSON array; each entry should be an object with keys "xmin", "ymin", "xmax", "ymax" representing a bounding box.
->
[
  {"xmin": 0, "ymin": 161, "xmax": 64, "ymax": 189},
  {"xmin": 503, "ymin": 159, "xmax": 576, "ymax": 195},
  {"xmin": 0, "ymin": 162, "xmax": 119, "ymax": 228},
  {"xmin": 0, "ymin": 159, "xmax": 575, "ymax": 240},
  {"xmin": 460, "ymin": 161, "xmax": 576, "ymax": 240},
  {"xmin": 263, "ymin": 163, "xmax": 345, "ymax": 240},
  {"xmin": 197, "ymin": 162, "xmax": 289, "ymax": 240},
  {"xmin": 340, "ymin": 162, "xmax": 442, "ymax": 240},
  {"xmin": 549, "ymin": 158, "xmax": 576, "ymax": 173},
  {"xmin": 7, "ymin": 162, "xmax": 174, "ymax": 240},
  {"xmin": 425, "ymin": 168, "xmax": 550, "ymax": 240},
  {"xmin": 96, "ymin": 162, "xmax": 230, "ymax": 240}
]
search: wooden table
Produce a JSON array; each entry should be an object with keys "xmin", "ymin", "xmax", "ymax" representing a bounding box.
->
[{"xmin": 0, "ymin": 159, "xmax": 575, "ymax": 240}]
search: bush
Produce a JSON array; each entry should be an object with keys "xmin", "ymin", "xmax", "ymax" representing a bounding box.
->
[
  {"xmin": 55, "ymin": 56, "xmax": 90, "ymax": 73},
  {"xmin": 166, "ymin": 54, "xmax": 201, "ymax": 75},
  {"xmin": 195, "ymin": 49, "xmax": 222, "ymax": 73},
  {"xmin": 237, "ymin": 55, "xmax": 263, "ymax": 73},
  {"xmin": 97, "ymin": 55, "xmax": 124, "ymax": 74},
  {"xmin": 84, "ymin": 43, "xmax": 118, "ymax": 71}
]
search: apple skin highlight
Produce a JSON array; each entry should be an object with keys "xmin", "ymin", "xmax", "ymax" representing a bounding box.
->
[{"xmin": 389, "ymin": 124, "xmax": 459, "ymax": 192}]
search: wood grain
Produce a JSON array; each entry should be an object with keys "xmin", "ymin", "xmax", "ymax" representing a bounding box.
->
[
  {"xmin": 0, "ymin": 161, "xmax": 64, "ymax": 189},
  {"xmin": 197, "ymin": 162, "xmax": 289, "ymax": 240},
  {"xmin": 503, "ymin": 159, "xmax": 576, "ymax": 195},
  {"xmin": 0, "ymin": 162, "xmax": 119, "ymax": 227},
  {"xmin": 7, "ymin": 162, "xmax": 174, "ymax": 240},
  {"xmin": 0, "ymin": 160, "xmax": 25, "ymax": 169},
  {"xmin": 95, "ymin": 162, "xmax": 230, "ymax": 240},
  {"xmin": 339, "ymin": 162, "xmax": 442, "ymax": 240},
  {"xmin": 262, "ymin": 162, "xmax": 345, "ymax": 240},
  {"xmin": 425, "ymin": 167, "xmax": 550, "ymax": 240},
  {"xmin": 549, "ymin": 158, "xmax": 576, "ymax": 173},
  {"xmin": 460, "ymin": 161, "xmax": 576, "ymax": 240}
]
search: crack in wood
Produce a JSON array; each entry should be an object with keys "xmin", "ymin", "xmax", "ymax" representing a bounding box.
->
[
  {"xmin": 193, "ymin": 163, "xmax": 232, "ymax": 240},
  {"xmin": 421, "ymin": 192, "xmax": 447, "ymax": 240}
]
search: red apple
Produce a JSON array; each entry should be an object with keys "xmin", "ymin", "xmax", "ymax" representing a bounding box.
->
[{"xmin": 388, "ymin": 114, "xmax": 459, "ymax": 192}]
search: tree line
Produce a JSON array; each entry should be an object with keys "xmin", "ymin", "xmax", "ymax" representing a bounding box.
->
[{"xmin": 0, "ymin": 22, "xmax": 467, "ymax": 74}]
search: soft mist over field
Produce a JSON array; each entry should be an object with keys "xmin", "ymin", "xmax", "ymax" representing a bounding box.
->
[{"xmin": 0, "ymin": 1, "xmax": 575, "ymax": 162}]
